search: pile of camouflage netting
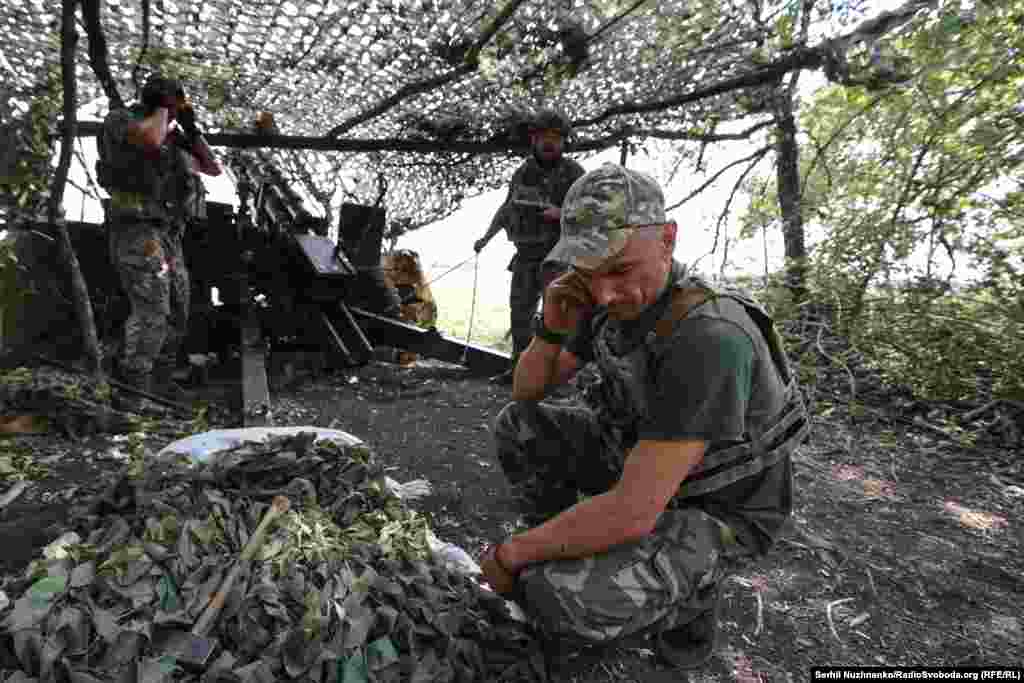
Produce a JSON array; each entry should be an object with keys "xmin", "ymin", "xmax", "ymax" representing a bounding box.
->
[{"xmin": 0, "ymin": 432, "xmax": 546, "ymax": 682}]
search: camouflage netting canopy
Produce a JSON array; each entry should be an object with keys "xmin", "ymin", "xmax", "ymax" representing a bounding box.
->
[{"xmin": 0, "ymin": 0, "xmax": 943, "ymax": 229}]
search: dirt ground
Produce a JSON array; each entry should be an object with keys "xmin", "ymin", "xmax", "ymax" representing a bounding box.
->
[{"xmin": 2, "ymin": 357, "xmax": 1022, "ymax": 682}]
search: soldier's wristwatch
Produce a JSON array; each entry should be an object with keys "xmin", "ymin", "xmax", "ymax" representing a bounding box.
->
[{"xmin": 532, "ymin": 313, "xmax": 568, "ymax": 346}]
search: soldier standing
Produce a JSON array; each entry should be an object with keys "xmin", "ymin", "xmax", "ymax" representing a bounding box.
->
[
  {"xmin": 98, "ymin": 74, "xmax": 222, "ymax": 404},
  {"xmin": 474, "ymin": 108, "xmax": 585, "ymax": 384}
]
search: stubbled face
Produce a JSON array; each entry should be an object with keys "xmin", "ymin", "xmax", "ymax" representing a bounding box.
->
[
  {"xmin": 530, "ymin": 129, "xmax": 564, "ymax": 163},
  {"xmin": 573, "ymin": 223, "xmax": 676, "ymax": 321}
]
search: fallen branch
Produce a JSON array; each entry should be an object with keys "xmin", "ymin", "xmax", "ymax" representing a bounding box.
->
[
  {"xmin": 911, "ymin": 416, "xmax": 957, "ymax": 440},
  {"xmin": 963, "ymin": 399, "xmax": 1024, "ymax": 423},
  {"xmin": 754, "ymin": 591, "xmax": 764, "ymax": 637},
  {"xmin": 33, "ymin": 354, "xmax": 195, "ymax": 417},
  {"xmin": 0, "ymin": 481, "xmax": 29, "ymax": 511},
  {"xmin": 865, "ymin": 567, "xmax": 878, "ymax": 600},
  {"xmin": 816, "ymin": 325, "xmax": 857, "ymax": 408},
  {"xmin": 826, "ymin": 597, "xmax": 856, "ymax": 643}
]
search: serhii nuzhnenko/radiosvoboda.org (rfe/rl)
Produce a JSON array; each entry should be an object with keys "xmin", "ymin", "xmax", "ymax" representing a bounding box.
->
[{"xmin": 811, "ymin": 669, "xmax": 1020, "ymax": 681}]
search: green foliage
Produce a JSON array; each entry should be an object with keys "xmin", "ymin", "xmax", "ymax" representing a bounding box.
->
[
  {"xmin": 0, "ymin": 237, "xmax": 28, "ymax": 335},
  {"xmin": 0, "ymin": 442, "xmax": 50, "ymax": 482},
  {"xmin": 0, "ymin": 66, "xmax": 62, "ymax": 224},
  {"xmin": 854, "ymin": 284, "xmax": 1024, "ymax": 401},
  {"xmin": 737, "ymin": 1, "xmax": 1024, "ymax": 401}
]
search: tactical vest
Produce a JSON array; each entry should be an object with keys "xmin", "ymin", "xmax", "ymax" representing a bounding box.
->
[
  {"xmin": 504, "ymin": 157, "xmax": 584, "ymax": 246},
  {"xmin": 582, "ymin": 275, "xmax": 809, "ymax": 501}
]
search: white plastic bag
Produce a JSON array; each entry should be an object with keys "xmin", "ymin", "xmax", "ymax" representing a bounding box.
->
[
  {"xmin": 426, "ymin": 529, "xmax": 481, "ymax": 576},
  {"xmin": 384, "ymin": 477, "xmax": 432, "ymax": 501},
  {"xmin": 156, "ymin": 426, "xmax": 364, "ymax": 464}
]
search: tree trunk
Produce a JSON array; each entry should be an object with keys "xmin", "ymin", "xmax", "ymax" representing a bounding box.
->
[
  {"xmin": 50, "ymin": 0, "xmax": 103, "ymax": 375},
  {"xmin": 773, "ymin": 86, "xmax": 808, "ymax": 304}
]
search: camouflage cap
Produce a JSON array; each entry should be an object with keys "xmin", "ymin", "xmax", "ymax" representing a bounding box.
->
[{"xmin": 544, "ymin": 163, "xmax": 666, "ymax": 269}]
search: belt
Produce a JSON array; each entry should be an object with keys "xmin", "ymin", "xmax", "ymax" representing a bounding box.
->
[{"xmin": 109, "ymin": 190, "xmax": 173, "ymax": 214}]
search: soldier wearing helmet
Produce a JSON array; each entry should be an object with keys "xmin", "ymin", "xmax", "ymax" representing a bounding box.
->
[
  {"xmin": 474, "ymin": 107, "xmax": 585, "ymax": 384},
  {"xmin": 97, "ymin": 73, "xmax": 222, "ymax": 407}
]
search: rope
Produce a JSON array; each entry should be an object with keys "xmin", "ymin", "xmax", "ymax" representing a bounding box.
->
[
  {"xmin": 460, "ymin": 252, "xmax": 480, "ymax": 365},
  {"xmin": 424, "ymin": 253, "xmax": 476, "ymax": 287}
]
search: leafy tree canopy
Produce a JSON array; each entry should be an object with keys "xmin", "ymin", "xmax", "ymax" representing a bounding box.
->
[{"xmin": 738, "ymin": 1, "xmax": 1024, "ymax": 400}]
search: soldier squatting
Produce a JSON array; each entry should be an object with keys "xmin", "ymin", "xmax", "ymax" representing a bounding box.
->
[
  {"xmin": 479, "ymin": 163, "xmax": 809, "ymax": 668},
  {"xmin": 97, "ymin": 85, "xmax": 808, "ymax": 670}
]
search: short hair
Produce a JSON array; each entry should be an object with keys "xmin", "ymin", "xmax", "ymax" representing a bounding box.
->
[{"xmin": 141, "ymin": 74, "xmax": 184, "ymax": 110}]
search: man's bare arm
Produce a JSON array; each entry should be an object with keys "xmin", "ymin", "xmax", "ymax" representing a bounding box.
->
[
  {"xmin": 511, "ymin": 339, "xmax": 579, "ymax": 401},
  {"xmin": 475, "ymin": 187, "xmax": 514, "ymax": 252},
  {"xmin": 188, "ymin": 133, "xmax": 222, "ymax": 176},
  {"xmin": 498, "ymin": 439, "xmax": 707, "ymax": 572}
]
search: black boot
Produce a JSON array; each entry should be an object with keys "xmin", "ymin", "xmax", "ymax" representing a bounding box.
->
[{"xmin": 654, "ymin": 579, "xmax": 726, "ymax": 670}]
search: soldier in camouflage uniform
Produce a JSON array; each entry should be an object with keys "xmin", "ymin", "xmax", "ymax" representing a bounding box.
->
[
  {"xmin": 474, "ymin": 108, "xmax": 586, "ymax": 384},
  {"xmin": 478, "ymin": 164, "xmax": 808, "ymax": 669},
  {"xmin": 98, "ymin": 74, "xmax": 222, "ymax": 403}
]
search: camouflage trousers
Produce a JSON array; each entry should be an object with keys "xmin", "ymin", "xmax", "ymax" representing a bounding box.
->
[
  {"xmin": 493, "ymin": 400, "xmax": 749, "ymax": 644},
  {"xmin": 109, "ymin": 218, "xmax": 190, "ymax": 378},
  {"xmin": 508, "ymin": 248, "xmax": 563, "ymax": 357},
  {"xmin": 509, "ymin": 258, "xmax": 546, "ymax": 357}
]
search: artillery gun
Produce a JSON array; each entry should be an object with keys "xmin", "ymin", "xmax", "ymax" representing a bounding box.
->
[{"xmin": 0, "ymin": 140, "xmax": 509, "ymax": 426}]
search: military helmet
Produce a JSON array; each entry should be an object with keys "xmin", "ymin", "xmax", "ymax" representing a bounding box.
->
[
  {"xmin": 530, "ymin": 107, "xmax": 572, "ymax": 137},
  {"xmin": 141, "ymin": 74, "xmax": 185, "ymax": 110}
]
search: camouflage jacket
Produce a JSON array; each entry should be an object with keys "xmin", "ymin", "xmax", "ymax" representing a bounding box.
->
[
  {"xmin": 497, "ymin": 155, "xmax": 585, "ymax": 250},
  {"xmin": 99, "ymin": 105, "xmax": 204, "ymax": 226}
]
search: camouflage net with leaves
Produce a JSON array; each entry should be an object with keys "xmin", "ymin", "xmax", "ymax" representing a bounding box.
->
[{"xmin": 0, "ymin": 431, "xmax": 546, "ymax": 682}]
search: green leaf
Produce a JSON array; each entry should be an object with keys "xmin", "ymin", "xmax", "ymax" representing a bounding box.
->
[
  {"xmin": 28, "ymin": 574, "xmax": 67, "ymax": 607},
  {"xmin": 366, "ymin": 637, "xmax": 399, "ymax": 671},
  {"xmin": 340, "ymin": 650, "xmax": 369, "ymax": 683},
  {"xmin": 157, "ymin": 574, "xmax": 179, "ymax": 611}
]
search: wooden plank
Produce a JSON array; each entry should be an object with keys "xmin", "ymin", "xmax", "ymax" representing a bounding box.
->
[{"xmin": 241, "ymin": 317, "xmax": 272, "ymax": 426}]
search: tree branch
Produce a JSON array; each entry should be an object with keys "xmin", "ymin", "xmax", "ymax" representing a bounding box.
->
[
  {"xmin": 51, "ymin": 2, "xmax": 79, "ymax": 224},
  {"xmin": 130, "ymin": 0, "xmax": 150, "ymax": 97},
  {"xmin": 666, "ymin": 146, "xmax": 771, "ymax": 212},
  {"xmin": 634, "ymin": 120, "xmax": 773, "ymax": 142},
  {"xmin": 70, "ymin": 120, "xmax": 669, "ymax": 156},
  {"xmin": 79, "ymin": 0, "xmax": 123, "ymax": 109},
  {"xmin": 574, "ymin": 49, "xmax": 817, "ymax": 129},
  {"xmin": 326, "ymin": 0, "xmax": 528, "ymax": 137},
  {"xmin": 588, "ymin": 0, "xmax": 653, "ymax": 45},
  {"xmin": 708, "ymin": 147, "xmax": 771, "ymax": 273},
  {"xmin": 800, "ymin": 91, "xmax": 891, "ymax": 200},
  {"xmin": 575, "ymin": 0, "xmax": 937, "ymax": 131},
  {"xmin": 53, "ymin": 0, "xmax": 102, "ymax": 374}
]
